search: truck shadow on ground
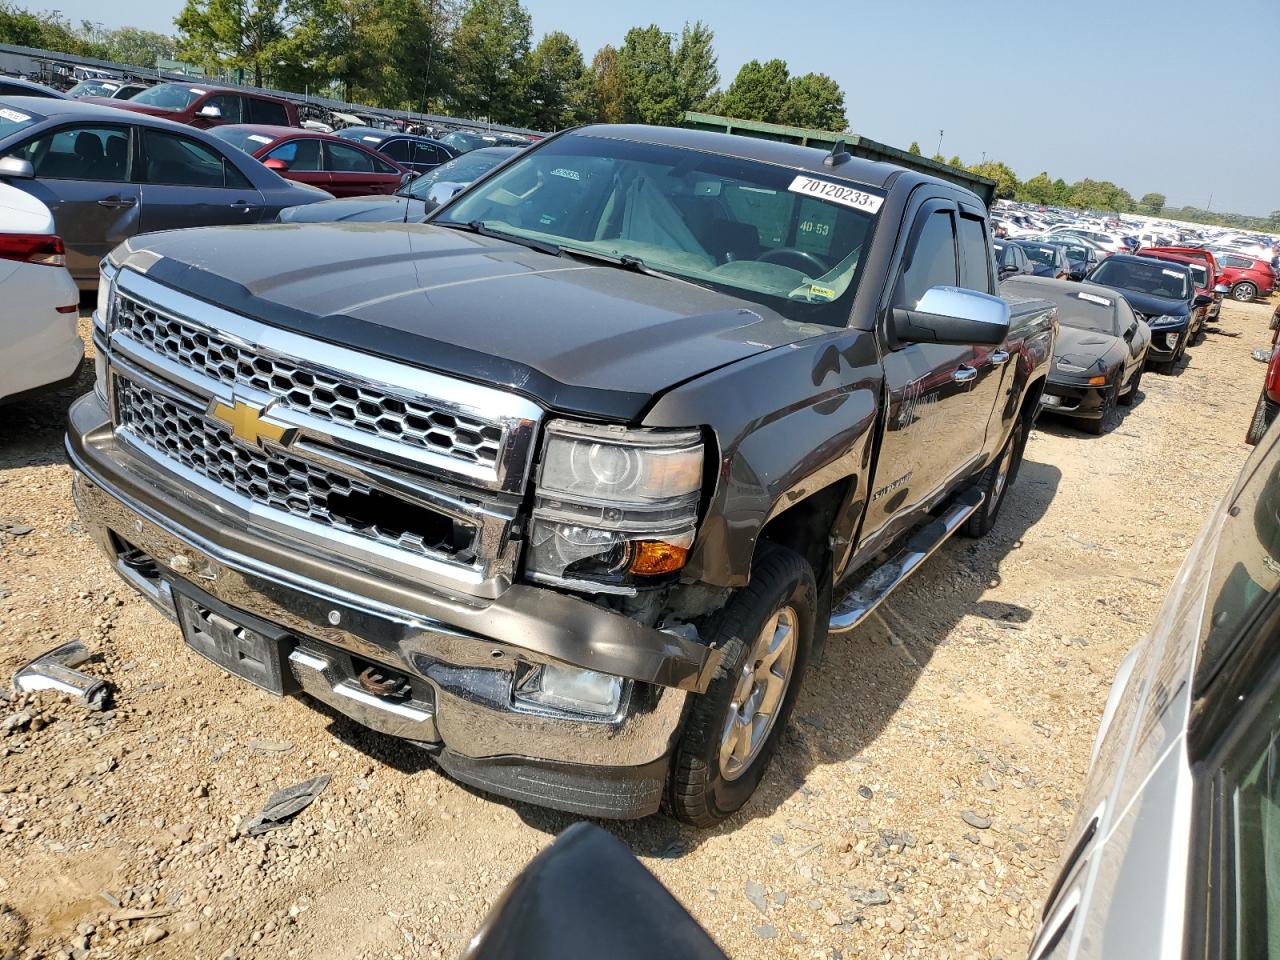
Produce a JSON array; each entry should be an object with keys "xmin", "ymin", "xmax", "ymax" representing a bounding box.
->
[{"xmin": 447, "ymin": 455, "xmax": 1063, "ymax": 856}]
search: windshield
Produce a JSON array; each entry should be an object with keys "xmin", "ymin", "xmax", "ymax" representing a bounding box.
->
[
  {"xmin": 436, "ymin": 134, "xmax": 880, "ymax": 326},
  {"xmin": 1188, "ymin": 264, "xmax": 1208, "ymax": 288},
  {"xmin": 441, "ymin": 131, "xmax": 486, "ymax": 154},
  {"xmin": 404, "ymin": 150, "xmax": 509, "ymax": 198},
  {"xmin": 208, "ymin": 127, "xmax": 275, "ymax": 154},
  {"xmin": 68, "ymin": 80, "xmax": 120, "ymax": 98},
  {"xmin": 130, "ymin": 84, "xmax": 203, "ymax": 111},
  {"xmin": 0, "ymin": 105, "xmax": 41, "ymax": 140},
  {"xmin": 1006, "ymin": 280, "xmax": 1119, "ymax": 334},
  {"xmin": 1022, "ymin": 244, "xmax": 1059, "ymax": 267},
  {"xmin": 1091, "ymin": 258, "xmax": 1190, "ymax": 300}
]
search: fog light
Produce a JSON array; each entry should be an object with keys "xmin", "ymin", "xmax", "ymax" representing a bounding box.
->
[
  {"xmin": 1165, "ymin": 332, "xmax": 1180, "ymax": 349},
  {"xmin": 514, "ymin": 662, "xmax": 623, "ymax": 717}
]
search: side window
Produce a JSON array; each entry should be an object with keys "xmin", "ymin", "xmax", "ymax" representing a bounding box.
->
[
  {"xmin": 894, "ymin": 208, "xmax": 958, "ymax": 309},
  {"xmin": 1227, "ymin": 700, "xmax": 1280, "ymax": 960},
  {"xmin": 203, "ymin": 94, "xmax": 242, "ymax": 124},
  {"xmin": 247, "ymin": 98, "xmax": 288, "ymax": 126},
  {"xmin": 957, "ymin": 213, "xmax": 991, "ymax": 292},
  {"xmin": 325, "ymin": 142, "xmax": 375, "ymax": 174},
  {"xmin": 379, "ymin": 139, "xmax": 411, "ymax": 162},
  {"xmin": 265, "ymin": 139, "xmax": 322, "ymax": 172},
  {"xmin": 9, "ymin": 125, "xmax": 130, "ymax": 182},
  {"xmin": 1014, "ymin": 246, "xmax": 1030, "ymax": 271},
  {"xmin": 142, "ymin": 129, "xmax": 236, "ymax": 187}
]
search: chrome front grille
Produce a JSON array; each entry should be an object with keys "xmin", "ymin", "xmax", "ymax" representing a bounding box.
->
[{"xmin": 114, "ymin": 291, "xmax": 506, "ymax": 471}]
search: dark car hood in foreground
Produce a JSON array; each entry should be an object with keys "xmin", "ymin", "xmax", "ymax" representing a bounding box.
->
[
  {"xmin": 1053, "ymin": 325, "xmax": 1125, "ymax": 376},
  {"xmin": 122, "ymin": 223, "xmax": 828, "ymax": 420},
  {"xmin": 278, "ymin": 195, "xmax": 428, "ymax": 223}
]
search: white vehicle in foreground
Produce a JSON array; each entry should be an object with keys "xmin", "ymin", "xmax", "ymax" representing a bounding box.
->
[
  {"xmin": 0, "ymin": 177, "xmax": 83, "ymax": 404},
  {"xmin": 1028, "ymin": 424, "xmax": 1280, "ymax": 958}
]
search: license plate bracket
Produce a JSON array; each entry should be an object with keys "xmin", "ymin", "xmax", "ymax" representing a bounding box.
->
[{"xmin": 174, "ymin": 588, "xmax": 292, "ymax": 695}]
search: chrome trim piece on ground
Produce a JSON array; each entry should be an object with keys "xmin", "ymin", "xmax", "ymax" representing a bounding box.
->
[{"xmin": 12, "ymin": 641, "xmax": 111, "ymax": 708}]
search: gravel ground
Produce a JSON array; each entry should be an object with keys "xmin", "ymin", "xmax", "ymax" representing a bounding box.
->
[{"xmin": 0, "ymin": 297, "xmax": 1272, "ymax": 960}]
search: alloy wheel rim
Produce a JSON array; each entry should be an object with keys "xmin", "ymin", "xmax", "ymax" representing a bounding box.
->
[
  {"xmin": 1235, "ymin": 285, "xmax": 1255, "ymax": 301},
  {"xmin": 718, "ymin": 606, "xmax": 798, "ymax": 781},
  {"xmin": 993, "ymin": 424, "xmax": 1019, "ymax": 503}
]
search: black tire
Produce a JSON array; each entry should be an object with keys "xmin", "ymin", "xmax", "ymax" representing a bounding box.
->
[
  {"xmin": 1246, "ymin": 392, "xmax": 1276, "ymax": 445},
  {"xmin": 1118, "ymin": 365, "xmax": 1141, "ymax": 406},
  {"xmin": 1084, "ymin": 382, "xmax": 1118, "ymax": 435},
  {"xmin": 665, "ymin": 545, "xmax": 816, "ymax": 826},
  {"xmin": 1232, "ymin": 282, "xmax": 1258, "ymax": 303},
  {"xmin": 962, "ymin": 413, "xmax": 1026, "ymax": 538}
]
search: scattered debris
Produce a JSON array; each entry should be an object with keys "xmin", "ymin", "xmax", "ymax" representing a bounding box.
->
[
  {"xmin": 961, "ymin": 810, "xmax": 993, "ymax": 830},
  {"xmin": 240, "ymin": 775, "xmax": 332, "ymax": 836},
  {"xmin": 0, "ymin": 518, "xmax": 33, "ymax": 538},
  {"xmin": 12, "ymin": 641, "xmax": 112, "ymax": 710},
  {"xmin": 744, "ymin": 880, "xmax": 768, "ymax": 915},
  {"xmin": 248, "ymin": 740, "xmax": 294, "ymax": 754}
]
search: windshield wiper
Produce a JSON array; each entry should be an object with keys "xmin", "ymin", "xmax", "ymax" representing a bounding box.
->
[
  {"xmin": 435, "ymin": 220, "xmax": 562, "ymax": 257},
  {"xmin": 559, "ymin": 247, "xmax": 693, "ymax": 285}
]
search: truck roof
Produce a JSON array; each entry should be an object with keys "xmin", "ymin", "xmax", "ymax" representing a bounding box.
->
[{"xmin": 573, "ymin": 124, "xmax": 966, "ymax": 202}]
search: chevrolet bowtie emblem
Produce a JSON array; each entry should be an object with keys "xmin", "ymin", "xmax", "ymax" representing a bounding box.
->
[{"xmin": 208, "ymin": 399, "xmax": 291, "ymax": 447}]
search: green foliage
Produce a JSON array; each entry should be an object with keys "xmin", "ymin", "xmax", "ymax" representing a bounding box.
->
[
  {"xmin": 0, "ymin": 2, "xmax": 98, "ymax": 54},
  {"xmin": 1137, "ymin": 192, "xmax": 1166, "ymax": 216},
  {"xmin": 966, "ymin": 160, "xmax": 1018, "ymax": 200},
  {"xmin": 590, "ymin": 44, "xmax": 627, "ymax": 123},
  {"xmin": 719, "ymin": 58, "xmax": 789, "ymax": 122},
  {"xmin": 1015, "ymin": 171, "xmax": 1054, "ymax": 205},
  {"xmin": 526, "ymin": 31, "xmax": 592, "ymax": 130},
  {"xmin": 449, "ymin": 0, "xmax": 531, "ymax": 122},
  {"xmin": 175, "ymin": 0, "xmax": 296, "ymax": 87},
  {"xmin": 617, "ymin": 24, "xmax": 679, "ymax": 125},
  {"xmin": 907, "ymin": 141, "xmax": 922, "ymax": 156},
  {"xmin": 780, "ymin": 72, "xmax": 845, "ymax": 130},
  {"xmin": 673, "ymin": 21, "xmax": 717, "ymax": 113},
  {"xmin": 1066, "ymin": 178, "xmax": 1133, "ymax": 213}
]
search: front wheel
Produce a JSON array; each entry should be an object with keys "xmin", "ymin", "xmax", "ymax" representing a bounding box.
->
[
  {"xmin": 665, "ymin": 545, "xmax": 815, "ymax": 826},
  {"xmin": 962, "ymin": 414, "xmax": 1026, "ymax": 538},
  {"xmin": 1233, "ymin": 281, "xmax": 1258, "ymax": 302},
  {"xmin": 1118, "ymin": 366, "xmax": 1141, "ymax": 406},
  {"xmin": 1084, "ymin": 382, "xmax": 1118, "ymax": 435}
]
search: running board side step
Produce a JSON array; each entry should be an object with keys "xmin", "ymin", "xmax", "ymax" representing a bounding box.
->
[{"xmin": 828, "ymin": 486, "xmax": 985, "ymax": 634}]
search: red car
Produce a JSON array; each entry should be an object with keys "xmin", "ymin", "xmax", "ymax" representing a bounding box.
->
[
  {"xmin": 1212, "ymin": 251, "xmax": 1277, "ymax": 303},
  {"xmin": 210, "ymin": 126, "xmax": 409, "ymax": 198},
  {"xmin": 84, "ymin": 82, "xmax": 300, "ymax": 130},
  {"xmin": 1137, "ymin": 247, "xmax": 1222, "ymax": 328},
  {"xmin": 1246, "ymin": 302, "xmax": 1280, "ymax": 444}
]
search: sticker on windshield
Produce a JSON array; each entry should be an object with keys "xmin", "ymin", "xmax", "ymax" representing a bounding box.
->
[
  {"xmin": 0, "ymin": 108, "xmax": 31, "ymax": 123},
  {"xmin": 189, "ymin": 88, "xmax": 207, "ymax": 95},
  {"xmin": 550, "ymin": 167, "xmax": 581, "ymax": 181},
  {"xmin": 1078, "ymin": 292, "xmax": 1112, "ymax": 307},
  {"xmin": 788, "ymin": 175, "xmax": 884, "ymax": 214},
  {"xmin": 1039, "ymin": 248, "xmax": 1054, "ymax": 255},
  {"xmin": 247, "ymin": 134, "xmax": 272, "ymax": 144},
  {"xmin": 362, "ymin": 136, "xmax": 381, "ymax": 143},
  {"xmin": 1161, "ymin": 268, "xmax": 1184, "ymax": 279},
  {"xmin": 808, "ymin": 285, "xmax": 836, "ymax": 301}
]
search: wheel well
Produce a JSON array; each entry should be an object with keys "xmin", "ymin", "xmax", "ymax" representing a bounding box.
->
[
  {"xmin": 1021, "ymin": 376, "xmax": 1046, "ymax": 425},
  {"xmin": 756, "ymin": 479, "xmax": 849, "ymax": 579}
]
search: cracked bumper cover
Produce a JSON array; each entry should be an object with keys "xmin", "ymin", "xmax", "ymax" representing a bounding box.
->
[{"xmin": 67, "ymin": 392, "xmax": 721, "ymax": 817}]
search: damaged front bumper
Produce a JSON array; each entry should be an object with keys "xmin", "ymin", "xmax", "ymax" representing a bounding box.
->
[
  {"xmin": 1040, "ymin": 378, "xmax": 1108, "ymax": 420},
  {"xmin": 67, "ymin": 392, "xmax": 722, "ymax": 818}
]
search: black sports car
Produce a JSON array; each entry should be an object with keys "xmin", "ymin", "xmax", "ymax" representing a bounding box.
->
[{"xmin": 1004, "ymin": 275, "xmax": 1151, "ymax": 434}]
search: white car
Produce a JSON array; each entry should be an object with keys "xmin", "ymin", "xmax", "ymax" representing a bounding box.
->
[
  {"xmin": 0, "ymin": 180, "xmax": 83, "ymax": 404},
  {"xmin": 1029, "ymin": 426, "xmax": 1280, "ymax": 958},
  {"xmin": 1050, "ymin": 227, "xmax": 1130, "ymax": 257}
]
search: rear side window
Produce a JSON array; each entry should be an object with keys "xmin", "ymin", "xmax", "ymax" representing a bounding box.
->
[
  {"xmin": 379, "ymin": 138, "xmax": 410, "ymax": 162},
  {"xmin": 248, "ymin": 98, "xmax": 288, "ymax": 126},
  {"xmin": 894, "ymin": 209, "xmax": 958, "ymax": 309},
  {"xmin": 142, "ymin": 129, "xmax": 244, "ymax": 188},
  {"xmin": 326, "ymin": 141, "xmax": 396, "ymax": 174},
  {"xmin": 265, "ymin": 139, "xmax": 321, "ymax": 172},
  {"xmin": 957, "ymin": 213, "xmax": 991, "ymax": 292}
]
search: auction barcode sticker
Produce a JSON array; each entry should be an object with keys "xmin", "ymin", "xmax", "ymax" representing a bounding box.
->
[{"xmin": 788, "ymin": 175, "xmax": 884, "ymax": 214}]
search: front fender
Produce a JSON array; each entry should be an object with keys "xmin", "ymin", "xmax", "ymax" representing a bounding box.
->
[{"xmin": 644, "ymin": 330, "xmax": 882, "ymax": 587}]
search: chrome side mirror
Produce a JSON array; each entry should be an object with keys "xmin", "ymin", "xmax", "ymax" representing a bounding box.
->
[
  {"xmin": 0, "ymin": 156, "xmax": 34, "ymax": 179},
  {"xmin": 197, "ymin": 104, "xmax": 222, "ymax": 119},
  {"xmin": 426, "ymin": 180, "xmax": 464, "ymax": 209},
  {"xmin": 892, "ymin": 286, "xmax": 1011, "ymax": 347}
]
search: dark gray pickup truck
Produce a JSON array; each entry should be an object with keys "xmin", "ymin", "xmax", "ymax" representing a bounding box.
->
[{"xmin": 68, "ymin": 124, "xmax": 1055, "ymax": 823}]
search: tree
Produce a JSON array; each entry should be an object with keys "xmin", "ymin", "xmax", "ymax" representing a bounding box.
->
[
  {"xmin": 591, "ymin": 45, "xmax": 627, "ymax": 123},
  {"xmin": 526, "ymin": 31, "xmax": 591, "ymax": 129},
  {"xmin": 175, "ymin": 0, "xmax": 296, "ymax": 86},
  {"xmin": 1066, "ymin": 178, "xmax": 1134, "ymax": 213},
  {"xmin": 1016, "ymin": 171, "xmax": 1056, "ymax": 205},
  {"xmin": 617, "ymin": 24, "xmax": 680, "ymax": 125},
  {"xmin": 719, "ymin": 58, "xmax": 789, "ymax": 122},
  {"xmin": 1052, "ymin": 178, "xmax": 1070, "ymax": 205},
  {"xmin": 672, "ymin": 20, "xmax": 717, "ymax": 113},
  {"xmin": 780, "ymin": 72, "xmax": 845, "ymax": 129},
  {"xmin": 1137, "ymin": 192, "xmax": 1166, "ymax": 216},
  {"xmin": 907, "ymin": 141, "xmax": 922, "ymax": 156},
  {"xmin": 0, "ymin": 3, "xmax": 100, "ymax": 55},
  {"xmin": 449, "ymin": 0, "xmax": 532, "ymax": 123},
  {"xmin": 967, "ymin": 160, "xmax": 1019, "ymax": 200},
  {"xmin": 946, "ymin": 154, "xmax": 962, "ymax": 169}
]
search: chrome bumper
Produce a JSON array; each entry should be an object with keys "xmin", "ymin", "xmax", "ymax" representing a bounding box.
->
[{"xmin": 67, "ymin": 392, "xmax": 708, "ymax": 780}]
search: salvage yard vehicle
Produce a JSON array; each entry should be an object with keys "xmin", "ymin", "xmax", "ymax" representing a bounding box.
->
[
  {"xmin": 0, "ymin": 98, "xmax": 331, "ymax": 287},
  {"xmin": 333, "ymin": 126, "xmax": 458, "ymax": 175},
  {"xmin": 69, "ymin": 124, "xmax": 1054, "ymax": 824},
  {"xmin": 1028, "ymin": 405, "xmax": 1280, "ymax": 960},
  {"xmin": 277, "ymin": 146, "xmax": 519, "ymax": 223},
  {"xmin": 83, "ymin": 82, "xmax": 300, "ymax": 130},
  {"xmin": 1210, "ymin": 250, "xmax": 1277, "ymax": 303},
  {"xmin": 1013, "ymin": 239, "xmax": 1072, "ymax": 279},
  {"xmin": 0, "ymin": 178, "xmax": 83, "ymax": 404},
  {"xmin": 1137, "ymin": 246, "xmax": 1223, "ymax": 325},
  {"xmin": 1086, "ymin": 254, "xmax": 1206, "ymax": 374},
  {"xmin": 1245, "ymin": 302, "xmax": 1280, "ymax": 445},
  {"xmin": 1003, "ymin": 276, "xmax": 1149, "ymax": 434},
  {"xmin": 994, "ymin": 238, "xmax": 1034, "ymax": 279},
  {"xmin": 209, "ymin": 125, "xmax": 410, "ymax": 198}
]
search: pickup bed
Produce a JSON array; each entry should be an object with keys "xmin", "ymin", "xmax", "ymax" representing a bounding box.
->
[{"xmin": 68, "ymin": 124, "xmax": 1055, "ymax": 823}]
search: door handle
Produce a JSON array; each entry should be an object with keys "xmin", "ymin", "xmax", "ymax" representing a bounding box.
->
[
  {"xmin": 952, "ymin": 365, "xmax": 978, "ymax": 383},
  {"xmin": 989, "ymin": 350, "xmax": 1011, "ymax": 365},
  {"xmin": 96, "ymin": 196, "xmax": 137, "ymax": 208},
  {"xmin": 229, "ymin": 200, "xmax": 260, "ymax": 210}
]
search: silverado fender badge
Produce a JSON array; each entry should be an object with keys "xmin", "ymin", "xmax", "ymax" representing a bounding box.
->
[{"xmin": 208, "ymin": 398, "xmax": 293, "ymax": 448}]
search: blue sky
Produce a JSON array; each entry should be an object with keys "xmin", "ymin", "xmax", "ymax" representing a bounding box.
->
[{"xmin": 45, "ymin": 0, "xmax": 1280, "ymax": 215}]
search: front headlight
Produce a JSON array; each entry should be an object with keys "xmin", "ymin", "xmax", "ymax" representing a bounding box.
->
[
  {"xmin": 526, "ymin": 421, "xmax": 704, "ymax": 593},
  {"xmin": 1149, "ymin": 314, "xmax": 1184, "ymax": 328}
]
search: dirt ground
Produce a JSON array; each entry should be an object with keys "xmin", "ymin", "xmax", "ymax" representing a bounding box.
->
[{"xmin": 0, "ymin": 296, "xmax": 1272, "ymax": 960}]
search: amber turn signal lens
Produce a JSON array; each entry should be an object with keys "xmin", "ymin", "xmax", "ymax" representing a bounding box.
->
[
  {"xmin": 1087, "ymin": 376, "xmax": 1107, "ymax": 385},
  {"xmin": 629, "ymin": 540, "xmax": 689, "ymax": 576}
]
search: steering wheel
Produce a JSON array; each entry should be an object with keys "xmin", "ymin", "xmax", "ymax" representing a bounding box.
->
[{"xmin": 756, "ymin": 247, "xmax": 831, "ymax": 274}]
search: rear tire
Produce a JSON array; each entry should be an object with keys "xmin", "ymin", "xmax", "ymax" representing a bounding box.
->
[
  {"xmin": 962, "ymin": 414, "xmax": 1026, "ymax": 538},
  {"xmin": 1246, "ymin": 392, "xmax": 1276, "ymax": 445},
  {"xmin": 1118, "ymin": 366, "xmax": 1141, "ymax": 406},
  {"xmin": 665, "ymin": 545, "xmax": 816, "ymax": 826},
  {"xmin": 1233, "ymin": 281, "xmax": 1258, "ymax": 302}
]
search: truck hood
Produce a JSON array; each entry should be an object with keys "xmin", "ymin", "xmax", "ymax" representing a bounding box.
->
[
  {"xmin": 123, "ymin": 223, "xmax": 827, "ymax": 420},
  {"xmin": 277, "ymin": 195, "xmax": 427, "ymax": 223},
  {"xmin": 79, "ymin": 97, "xmax": 174, "ymax": 117}
]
